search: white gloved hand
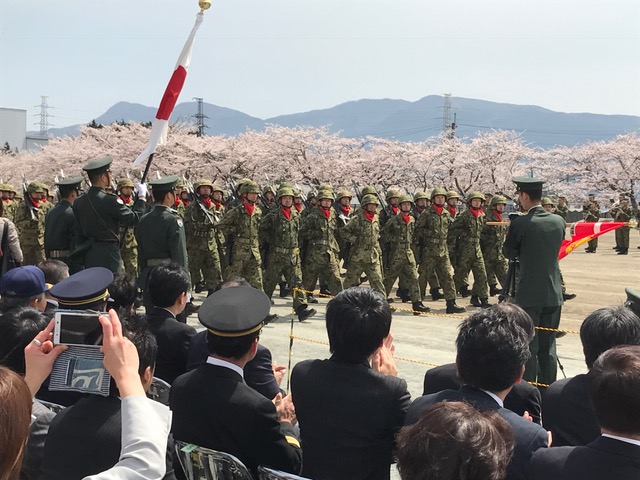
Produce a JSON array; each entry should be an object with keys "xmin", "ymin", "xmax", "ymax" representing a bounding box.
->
[{"xmin": 134, "ymin": 182, "xmax": 148, "ymax": 199}]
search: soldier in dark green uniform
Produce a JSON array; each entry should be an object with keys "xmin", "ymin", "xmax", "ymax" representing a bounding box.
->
[
  {"xmin": 134, "ymin": 175, "xmax": 188, "ymax": 291},
  {"xmin": 541, "ymin": 197, "xmax": 576, "ymax": 301},
  {"xmin": 73, "ymin": 157, "xmax": 148, "ymax": 273},
  {"xmin": 44, "ymin": 176, "xmax": 83, "ymax": 272},
  {"xmin": 449, "ymin": 191, "xmax": 491, "ymax": 308},
  {"xmin": 14, "ymin": 182, "xmax": 47, "ymax": 265},
  {"xmin": 414, "ymin": 188, "xmax": 466, "ymax": 314},
  {"xmin": 481, "ymin": 195, "xmax": 508, "ymax": 296},
  {"xmin": 217, "ymin": 180, "xmax": 264, "ymax": 291},
  {"xmin": 583, "ymin": 193, "xmax": 600, "ymax": 253},
  {"xmin": 380, "ymin": 194, "xmax": 430, "ymax": 314},
  {"xmin": 260, "ymin": 186, "xmax": 316, "ymax": 321}
]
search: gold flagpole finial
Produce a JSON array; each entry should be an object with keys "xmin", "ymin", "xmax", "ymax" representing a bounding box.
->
[{"xmin": 199, "ymin": 0, "xmax": 212, "ymax": 11}]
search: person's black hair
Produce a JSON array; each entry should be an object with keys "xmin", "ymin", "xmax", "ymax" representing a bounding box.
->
[
  {"xmin": 456, "ymin": 303, "xmax": 534, "ymax": 392},
  {"xmin": 220, "ymin": 277, "xmax": 250, "ymax": 288},
  {"xmin": 108, "ymin": 273, "xmax": 137, "ymax": 312},
  {"xmin": 589, "ymin": 345, "xmax": 640, "ymax": 436},
  {"xmin": 580, "ymin": 306, "xmax": 640, "ymax": 369},
  {"xmin": 58, "ymin": 185, "xmax": 78, "ymax": 199},
  {"xmin": 0, "ymin": 307, "xmax": 48, "ymax": 374},
  {"xmin": 147, "ymin": 264, "xmax": 190, "ymax": 308},
  {"xmin": 396, "ymin": 402, "xmax": 514, "ymax": 480},
  {"xmin": 87, "ymin": 171, "xmax": 103, "ymax": 184},
  {"xmin": 120, "ymin": 315, "xmax": 157, "ymax": 376},
  {"xmin": 37, "ymin": 260, "xmax": 69, "ymax": 285},
  {"xmin": 325, "ymin": 287, "xmax": 392, "ymax": 363},
  {"xmin": 205, "ymin": 330, "xmax": 260, "ymax": 360},
  {"xmin": 152, "ymin": 189, "xmax": 171, "ymax": 204},
  {"xmin": 0, "ymin": 294, "xmax": 44, "ymax": 314},
  {"xmin": 527, "ymin": 189, "xmax": 543, "ymax": 202}
]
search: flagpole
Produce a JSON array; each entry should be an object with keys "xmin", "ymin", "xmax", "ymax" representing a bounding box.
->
[{"xmin": 141, "ymin": 153, "xmax": 155, "ymax": 185}]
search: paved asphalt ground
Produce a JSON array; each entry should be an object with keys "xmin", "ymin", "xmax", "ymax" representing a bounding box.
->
[{"xmin": 187, "ymin": 229, "xmax": 638, "ymax": 399}]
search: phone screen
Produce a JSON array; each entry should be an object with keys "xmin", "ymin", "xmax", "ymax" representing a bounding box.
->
[{"xmin": 57, "ymin": 313, "xmax": 103, "ymax": 346}]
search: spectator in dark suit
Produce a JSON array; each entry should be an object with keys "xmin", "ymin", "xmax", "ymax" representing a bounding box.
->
[
  {"xmin": 531, "ymin": 345, "xmax": 640, "ymax": 479},
  {"xmin": 423, "ymin": 363, "xmax": 542, "ymax": 424},
  {"xmin": 406, "ymin": 303, "xmax": 549, "ymax": 480},
  {"xmin": 144, "ymin": 264, "xmax": 195, "ymax": 384},
  {"xmin": 291, "ymin": 287, "xmax": 411, "ymax": 480},
  {"xmin": 542, "ymin": 305, "xmax": 640, "ymax": 446},
  {"xmin": 397, "ymin": 402, "xmax": 515, "ymax": 480}
]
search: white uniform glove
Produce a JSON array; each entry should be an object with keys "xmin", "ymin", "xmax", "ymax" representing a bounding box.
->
[{"xmin": 134, "ymin": 182, "xmax": 148, "ymax": 199}]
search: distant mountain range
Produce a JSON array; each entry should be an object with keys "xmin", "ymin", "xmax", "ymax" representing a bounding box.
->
[{"xmin": 37, "ymin": 95, "xmax": 640, "ymax": 148}]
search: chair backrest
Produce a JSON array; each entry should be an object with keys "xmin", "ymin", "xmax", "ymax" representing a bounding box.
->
[
  {"xmin": 147, "ymin": 376, "xmax": 171, "ymax": 405},
  {"xmin": 37, "ymin": 399, "xmax": 66, "ymax": 414},
  {"xmin": 257, "ymin": 466, "xmax": 311, "ymax": 480},
  {"xmin": 175, "ymin": 440, "xmax": 254, "ymax": 480}
]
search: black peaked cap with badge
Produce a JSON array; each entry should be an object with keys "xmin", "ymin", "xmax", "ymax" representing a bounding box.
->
[
  {"xmin": 513, "ymin": 177, "xmax": 546, "ymax": 192},
  {"xmin": 83, "ymin": 157, "xmax": 113, "ymax": 175},
  {"xmin": 49, "ymin": 267, "xmax": 114, "ymax": 310},
  {"xmin": 148, "ymin": 175, "xmax": 179, "ymax": 192},
  {"xmin": 199, "ymin": 286, "xmax": 271, "ymax": 337},
  {"xmin": 55, "ymin": 176, "xmax": 84, "ymax": 189},
  {"xmin": 625, "ymin": 288, "xmax": 640, "ymax": 318}
]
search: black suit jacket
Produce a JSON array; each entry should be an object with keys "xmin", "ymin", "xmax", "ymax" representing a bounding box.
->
[
  {"xmin": 187, "ymin": 332, "xmax": 283, "ymax": 399},
  {"xmin": 542, "ymin": 373, "xmax": 600, "ymax": 447},
  {"xmin": 530, "ymin": 436, "xmax": 640, "ymax": 480},
  {"xmin": 169, "ymin": 363, "xmax": 302, "ymax": 476},
  {"xmin": 423, "ymin": 363, "xmax": 542, "ymax": 424},
  {"xmin": 406, "ymin": 386, "xmax": 549, "ymax": 480},
  {"xmin": 145, "ymin": 307, "xmax": 196, "ymax": 384},
  {"xmin": 291, "ymin": 357, "xmax": 411, "ymax": 480},
  {"xmin": 39, "ymin": 395, "xmax": 175, "ymax": 480}
]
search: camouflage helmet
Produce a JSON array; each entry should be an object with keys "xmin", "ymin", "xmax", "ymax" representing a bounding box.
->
[
  {"xmin": 279, "ymin": 181, "xmax": 294, "ymax": 189},
  {"xmin": 196, "ymin": 179, "xmax": 214, "ymax": 191},
  {"xmin": 7, "ymin": 184, "xmax": 17, "ymax": 194},
  {"xmin": 236, "ymin": 178, "xmax": 251, "ymax": 192},
  {"xmin": 0, "ymin": 183, "xmax": 9, "ymax": 192},
  {"xmin": 446, "ymin": 190, "xmax": 460, "ymax": 201},
  {"xmin": 175, "ymin": 178, "xmax": 185, "ymax": 188},
  {"xmin": 541, "ymin": 196, "xmax": 555, "ymax": 207},
  {"xmin": 361, "ymin": 185, "xmax": 377, "ymax": 196},
  {"xmin": 316, "ymin": 189, "xmax": 335, "ymax": 201},
  {"xmin": 361, "ymin": 194, "xmax": 379, "ymax": 207},
  {"xmin": 37, "ymin": 182, "xmax": 50, "ymax": 193},
  {"xmin": 318, "ymin": 183, "xmax": 333, "ymax": 192},
  {"xmin": 336, "ymin": 188, "xmax": 352, "ymax": 200},
  {"xmin": 307, "ymin": 190, "xmax": 317, "ymax": 199},
  {"xmin": 27, "ymin": 182, "xmax": 45, "ymax": 194},
  {"xmin": 490, "ymin": 195, "xmax": 508, "ymax": 207},
  {"xmin": 466, "ymin": 191, "xmax": 485, "ymax": 204},
  {"xmin": 386, "ymin": 187, "xmax": 402, "ymax": 201},
  {"xmin": 240, "ymin": 180, "xmax": 261, "ymax": 195},
  {"xmin": 430, "ymin": 187, "xmax": 448, "ymax": 199},
  {"xmin": 117, "ymin": 178, "xmax": 135, "ymax": 190},
  {"xmin": 211, "ymin": 184, "xmax": 225, "ymax": 195},
  {"xmin": 292, "ymin": 187, "xmax": 302, "ymax": 198},
  {"xmin": 277, "ymin": 186, "xmax": 295, "ymax": 199},
  {"xmin": 414, "ymin": 191, "xmax": 430, "ymax": 201},
  {"xmin": 398, "ymin": 194, "xmax": 414, "ymax": 205},
  {"xmin": 263, "ymin": 185, "xmax": 276, "ymax": 196}
]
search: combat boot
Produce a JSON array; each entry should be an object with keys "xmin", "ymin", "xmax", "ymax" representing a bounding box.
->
[
  {"xmin": 296, "ymin": 305, "xmax": 317, "ymax": 322},
  {"xmin": 458, "ymin": 285, "xmax": 471, "ymax": 297},
  {"xmin": 412, "ymin": 302, "xmax": 430, "ymax": 315},
  {"xmin": 618, "ymin": 248, "xmax": 629, "ymax": 255},
  {"xmin": 489, "ymin": 285, "xmax": 502, "ymax": 296},
  {"xmin": 279, "ymin": 282, "xmax": 291, "ymax": 298},
  {"xmin": 430, "ymin": 288, "xmax": 444, "ymax": 301},
  {"xmin": 184, "ymin": 301, "xmax": 199, "ymax": 316},
  {"xmin": 307, "ymin": 294, "xmax": 318, "ymax": 304},
  {"xmin": 195, "ymin": 281, "xmax": 207, "ymax": 293},
  {"xmin": 480, "ymin": 298, "xmax": 492, "ymax": 308},
  {"xmin": 446, "ymin": 299, "xmax": 466, "ymax": 314},
  {"xmin": 397, "ymin": 288, "xmax": 411, "ymax": 302},
  {"xmin": 264, "ymin": 313, "xmax": 279, "ymax": 325},
  {"xmin": 470, "ymin": 295, "xmax": 482, "ymax": 307},
  {"xmin": 319, "ymin": 285, "xmax": 331, "ymax": 296}
]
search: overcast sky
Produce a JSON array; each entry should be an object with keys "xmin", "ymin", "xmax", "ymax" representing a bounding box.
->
[{"xmin": 1, "ymin": 0, "xmax": 638, "ymax": 129}]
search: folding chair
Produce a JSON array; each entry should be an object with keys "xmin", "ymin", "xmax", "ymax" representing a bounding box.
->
[
  {"xmin": 257, "ymin": 466, "xmax": 312, "ymax": 480},
  {"xmin": 175, "ymin": 440, "xmax": 253, "ymax": 480},
  {"xmin": 147, "ymin": 376, "xmax": 171, "ymax": 405}
]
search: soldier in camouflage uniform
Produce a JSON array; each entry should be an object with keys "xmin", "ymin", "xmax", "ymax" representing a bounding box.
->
[
  {"xmin": 210, "ymin": 184, "xmax": 227, "ymax": 268},
  {"xmin": 411, "ymin": 190, "xmax": 443, "ymax": 302},
  {"xmin": 414, "ymin": 188, "xmax": 466, "ymax": 314},
  {"xmin": 583, "ymin": 193, "xmax": 600, "ymax": 253},
  {"xmin": 445, "ymin": 190, "xmax": 467, "ymax": 295},
  {"xmin": 339, "ymin": 193, "xmax": 386, "ymax": 296},
  {"xmin": 217, "ymin": 180, "xmax": 264, "ymax": 291},
  {"xmin": 480, "ymin": 195, "xmax": 508, "ymax": 296},
  {"xmin": 610, "ymin": 196, "xmax": 634, "ymax": 255},
  {"xmin": 14, "ymin": 182, "xmax": 47, "ymax": 265},
  {"xmin": 379, "ymin": 187, "xmax": 401, "ymax": 227},
  {"xmin": 292, "ymin": 188, "xmax": 305, "ymax": 215},
  {"xmin": 183, "ymin": 179, "xmax": 223, "ymax": 295},
  {"xmin": 449, "ymin": 191, "xmax": 491, "ymax": 308},
  {"xmin": 38, "ymin": 183, "xmax": 54, "ymax": 215},
  {"xmin": 413, "ymin": 191, "xmax": 430, "ymax": 217},
  {"xmin": 334, "ymin": 188, "xmax": 353, "ymax": 267},
  {"xmin": 380, "ymin": 194, "xmax": 430, "ymax": 314},
  {"xmin": 299, "ymin": 189, "xmax": 343, "ymax": 297},
  {"xmin": 300, "ymin": 191, "xmax": 317, "ymax": 219},
  {"xmin": 260, "ymin": 186, "xmax": 316, "ymax": 321},
  {"xmin": 116, "ymin": 179, "xmax": 139, "ymax": 277},
  {"xmin": 555, "ymin": 195, "xmax": 569, "ymax": 220},
  {"xmin": 262, "ymin": 185, "xmax": 277, "ymax": 211},
  {"xmin": 0, "ymin": 184, "xmax": 18, "ymax": 221},
  {"xmin": 174, "ymin": 178, "xmax": 186, "ymax": 217}
]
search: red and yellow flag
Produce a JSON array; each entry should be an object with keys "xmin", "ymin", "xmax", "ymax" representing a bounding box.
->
[{"xmin": 559, "ymin": 221, "xmax": 629, "ymax": 259}]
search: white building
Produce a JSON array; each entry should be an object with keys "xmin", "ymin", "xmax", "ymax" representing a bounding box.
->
[{"xmin": 0, "ymin": 107, "xmax": 48, "ymax": 152}]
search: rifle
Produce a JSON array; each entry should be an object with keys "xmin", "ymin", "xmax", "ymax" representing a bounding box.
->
[
  {"xmin": 374, "ymin": 186, "xmax": 389, "ymax": 213},
  {"xmin": 499, "ymin": 258, "xmax": 519, "ymax": 303},
  {"xmin": 352, "ymin": 182, "xmax": 363, "ymax": 203},
  {"xmin": 226, "ymin": 180, "xmax": 242, "ymax": 207},
  {"xmin": 22, "ymin": 176, "xmax": 36, "ymax": 220}
]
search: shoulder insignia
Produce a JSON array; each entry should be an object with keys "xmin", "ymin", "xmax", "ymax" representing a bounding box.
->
[
  {"xmin": 177, "ymin": 218, "xmax": 184, "ymax": 228},
  {"xmin": 116, "ymin": 198, "xmax": 124, "ymax": 205}
]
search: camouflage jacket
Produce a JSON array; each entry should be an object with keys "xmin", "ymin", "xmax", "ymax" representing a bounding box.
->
[
  {"xmin": 299, "ymin": 207, "xmax": 340, "ymax": 255},
  {"xmin": 183, "ymin": 198, "xmax": 224, "ymax": 249},
  {"xmin": 555, "ymin": 204, "xmax": 569, "ymax": 219},
  {"xmin": 380, "ymin": 212, "xmax": 416, "ymax": 262},
  {"xmin": 2, "ymin": 199, "xmax": 17, "ymax": 221},
  {"xmin": 217, "ymin": 203, "xmax": 262, "ymax": 261},
  {"xmin": 119, "ymin": 197, "xmax": 138, "ymax": 249},
  {"xmin": 480, "ymin": 210, "xmax": 507, "ymax": 261},
  {"xmin": 259, "ymin": 207, "xmax": 301, "ymax": 252},
  {"xmin": 583, "ymin": 201, "xmax": 600, "ymax": 222},
  {"xmin": 14, "ymin": 200, "xmax": 46, "ymax": 248},
  {"xmin": 611, "ymin": 204, "xmax": 634, "ymax": 223},
  {"xmin": 449, "ymin": 208, "xmax": 485, "ymax": 257},
  {"xmin": 340, "ymin": 210, "xmax": 382, "ymax": 264},
  {"xmin": 415, "ymin": 205, "xmax": 452, "ymax": 257}
]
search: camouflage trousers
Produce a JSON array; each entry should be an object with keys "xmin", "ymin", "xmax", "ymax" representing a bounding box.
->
[
  {"xmin": 224, "ymin": 250, "xmax": 263, "ymax": 291},
  {"xmin": 453, "ymin": 249, "xmax": 489, "ymax": 298},
  {"xmin": 302, "ymin": 250, "xmax": 343, "ymax": 296},
  {"xmin": 22, "ymin": 245, "xmax": 45, "ymax": 266},
  {"xmin": 384, "ymin": 253, "xmax": 420, "ymax": 302},
  {"xmin": 484, "ymin": 254, "xmax": 508, "ymax": 289},
  {"xmin": 263, "ymin": 251, "xmax": 307, "ymax": 309},
  {"xmin": 345, "ymin": 260, "xmax": 385, "ymax": 297},
  {"xmin": 188, "ymin": 240, "xmax": 223, "ymax": 291},
  {"xmin": 418, "ymin": 254, "xmax": 456, "ymax": 301},
  {"xmin": 120, "ymin": 245, "xmax": 138, "ymax": 278}
]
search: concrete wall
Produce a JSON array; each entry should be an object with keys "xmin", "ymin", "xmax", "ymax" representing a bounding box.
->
[{"xmin": 0, "ymin": 108, "xmax": 27, "ymax": 151}]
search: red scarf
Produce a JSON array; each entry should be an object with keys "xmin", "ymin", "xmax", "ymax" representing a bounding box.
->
[
  {"xmin": 341, "ymin": 205, "xmax": 351, "ymax": 216},
  {"xmin": 401, "ymin": 213, "xmax": 411, "ymax": 224},
  {"xmin": 243, "ymin": 200, "xmax": 255, "ymax": 216},
  {"xmin": 433, "ymin": 205, "xmax": 444, "ymax": 215},
  {"xmin": 294, "ymin": 204, "xmax": 302, "ymax": 212},
  {"xmin": 281, "ymin": 206, "xmax": 292, "ymax": 220},
  {"xmin": 119, "ymin": 195, "xmax": 132, "ymax": 205},
  {"xmin": 495, "ymin": 212, "xmax": 503, "ymax": 222},
  {"xmin": 183, "ymin": 200, "xmax": 191, "ymax": 207},
  {"xmin": 470, "ymin": 207, "xmax": 483, "ymax": 219},
  {"xmin": 416, "ymin": 206, "xmax": 425, "ymax": 214},
  {"xmin": 363, "ymin": 211, "xmax": 375, "ymax": 222},
  {"xmin": 391, "ymin": 205, "xmax": 399, "ymax": 215},
  {"xmin": 321, "ymin": 207, "xmax": 331, "ymax": 220},
  {"xmin": 447, "ymin": 206, "xmax": 457, "ymax": 217},
  {"xmin": 41, "ymin": 198, "xmax": 47, "ymax": 203},
  {"xmin": 30, "ymin": 198, "xmax": 40, "ymax": 208},
  {"xmin": 201, "ymin": 196, "xmax": 212, "ymax": 208},
  {"xmin": 174, "ymin": 197, "xmax": 181, "ymax": 208},
  {"xmin": 2, "ymin": 199, "xmax": 9, "ymax": 204},
  {"xmin": 213, "ymin": 201, "xmax": 222, "ymax": 211}
]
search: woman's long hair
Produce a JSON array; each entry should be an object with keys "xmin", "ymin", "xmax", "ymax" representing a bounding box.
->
[{"xmin": 0, "ymin": 366, "xmax": 32, "ymax": 480}]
